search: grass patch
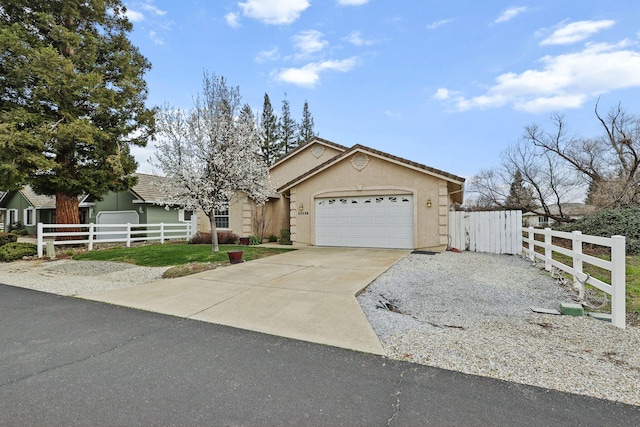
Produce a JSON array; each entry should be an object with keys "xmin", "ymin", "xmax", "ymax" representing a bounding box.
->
[
  {"xmin": 161, "ymin": 262, "xmax": 221, "ymax": 279},
  {"xmin": 73, "ymin": 243, "xmax": 294, "ymax": 267},
  {"xmin": 547, "ymin": 251, "xmax": 640, "ymax": 315},
  {"xmin": 626, "ymin": 256, "xmax": 640, "ymax": 314}
]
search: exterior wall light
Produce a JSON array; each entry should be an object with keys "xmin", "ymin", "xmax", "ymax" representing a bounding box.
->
[
  {"xmin": 426, "ymin": 199, "xmax": 432, "ymax": 208},
  {"xmin": 298, "ymin": 203, "xmax": 304, "ymax": 211}
]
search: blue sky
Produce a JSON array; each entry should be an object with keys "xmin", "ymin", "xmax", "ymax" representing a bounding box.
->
[{"xmin": 125, "ymin": 0, "xmax": 640, "ymax": 181}]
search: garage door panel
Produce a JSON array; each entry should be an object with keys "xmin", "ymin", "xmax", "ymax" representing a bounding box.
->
[{"xmin": 315, "ymin": 195, "xmax": 413, "ymax": 249}]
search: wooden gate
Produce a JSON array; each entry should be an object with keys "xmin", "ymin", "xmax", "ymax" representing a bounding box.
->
[{"xmin": 449, "ymin": 210, "xmax": 522, "ymax": 254}]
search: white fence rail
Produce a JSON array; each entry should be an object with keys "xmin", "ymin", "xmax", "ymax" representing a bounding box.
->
[
  {"xmin": 523, "ymin": 227, "xmax": 626, "ymax": 329},
  {"xmin": 449, "ymin": 210, "xmax": 522, "ymax": 255},
  {"xmin": 37, "ymin": 218, "xmax": 197, "ymax": 258}
]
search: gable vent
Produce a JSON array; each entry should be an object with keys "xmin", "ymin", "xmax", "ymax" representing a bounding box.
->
[
  {"xmin": 351, "ymin": 153, "xmax": 369, "ymax": 171},
  {"xmin": 311, "ymin": 144, "xmax": 325, "ymax": 158}
]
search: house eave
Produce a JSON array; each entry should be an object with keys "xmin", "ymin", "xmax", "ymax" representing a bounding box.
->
[{"xmin": 278, "ymin": 144, "xmax": 466, "ymax": 193}]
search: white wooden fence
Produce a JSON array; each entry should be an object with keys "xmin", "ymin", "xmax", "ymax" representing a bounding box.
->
[
  {"xmin": 523, "ymin": 227, "xmax": 626, "ymax": 329},
  {"xmin": 37, "ymin": 217, "xmax": 197, "ymax": 258},
  {"xmin": 449, "ymin": 210, "xmax": 522, "ymax": 255}
]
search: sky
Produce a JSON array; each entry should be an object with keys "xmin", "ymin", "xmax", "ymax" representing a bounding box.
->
[{"xmin": 124, "ymin": 0, "xmax": 640, "ymax": 182}]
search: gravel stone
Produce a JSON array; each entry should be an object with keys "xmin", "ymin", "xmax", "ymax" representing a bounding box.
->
[
  {"xmin": 0, "ymin": 259, "xmax": 169, "ymax": 296},
  {"xmin": 358, "ymin": 251, "xmax": 640, "ymax": 407}
]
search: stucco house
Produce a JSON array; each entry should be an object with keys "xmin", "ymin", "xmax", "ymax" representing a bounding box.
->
[{"xmin": 230, "ymin": 137, "xmax": 465, "ymax": 250}]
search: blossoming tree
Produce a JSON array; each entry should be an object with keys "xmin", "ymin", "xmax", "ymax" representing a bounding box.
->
[{"xmin": 153, "ymin": 72, "xmax": 272, "ymax": 252}]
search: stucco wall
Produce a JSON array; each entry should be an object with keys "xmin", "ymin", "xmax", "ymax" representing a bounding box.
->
[
  {"xmin": 287, "ymin": 153, "xmax": 451, "ymax": 249},
  {"xmin": 270, "ymin": 143, "xmax": 344, "ymax": 189}
]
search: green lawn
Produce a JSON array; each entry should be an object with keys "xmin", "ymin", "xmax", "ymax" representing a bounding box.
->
[
  {"xmin": 73, "ymin": 243, "xmax": 294, "ymax": 266},
  {"xmin": 543, "ymin": 249, "xmax": 640, "ymax": 315},
  {"xmin": 626, "ymin": 256, "xmax": 640, "ymax": 314}
]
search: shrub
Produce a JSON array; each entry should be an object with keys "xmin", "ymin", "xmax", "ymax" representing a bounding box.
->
[
  {"xmin": 0, "ymin": 242, "xmax": 37, "ymax": 262},
  {"xmin": 18, "ymin": 229, "xmax": 29, "ymax": 236},
  {"xmin": 268, "ymin": 235, "xmax": 278, "ymax": 243},
  {"xmin": 0, "ymin": 232, "xmax": 18, "ymax": 247},
  {"xmin": 248, "ymin": 235, "xmax": 261, "ymax": 245},
  {"xmin": 555, "ymin": 207, "xmax": 640, "ymax": 255},
  {"xmin": 279, "ymin": 228, "xmax": 292, "ymax": 245},
  {"xmin": 189, "ymin": 231, "xmax": 239, "ymax": 245},
  {"xmin": 189, "ymin": 232, "xmax": 211, "ymax": 244},
  {"xmin": 218, "ymin": 231, "xmax": 239, "ymax": 244}
]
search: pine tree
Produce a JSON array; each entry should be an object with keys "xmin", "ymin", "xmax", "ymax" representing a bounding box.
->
[
  {"xmin": 505, "ymin": 171, "xmax": 537, "ymax": 211},
  {"xmin": 0, "ymin": 0, "xmax": 154, "ymax": 225},
  {"xmin": 259, "ymin": 93, "xmax": 280, "ymax": 165},
  {"xmin": 297, "ymin": 99, "xmax": 316, "ymax": 146},
  {"xmin": 278, "ymin": 93, "xmax": 297, "ymax": 154}
]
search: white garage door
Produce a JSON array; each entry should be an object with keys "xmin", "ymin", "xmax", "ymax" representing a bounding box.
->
[
  {"xmin": 96, "ymin": 210, "xmax": 139, "ymax": 240},
  {"xmin": 315, "ymin": 195, "xmax": 414, "ymax": 249}
]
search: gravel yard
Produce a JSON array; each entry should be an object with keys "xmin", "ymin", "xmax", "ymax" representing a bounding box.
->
[
  {"xmin": 358, "ymin": 251, "xmax": 640, "ymax": 406},
  {"xmin": 0, "ymin": 259, "xmax": 169, "ymax": 296}
]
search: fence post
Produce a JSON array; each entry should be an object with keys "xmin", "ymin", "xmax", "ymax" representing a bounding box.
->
[
  {"xmin": 611, "ymin": 235, "xmax": 626, "ymax": 329},
  {"xmin": 37, "ymin": 222, "xmax": 43, "ymax": 258},
  {"xmin": 88, "ymin": 223, "xmax": 95, "ymax": 251},
  {"xmin": 544, "ymin": 228, "xmax": 552, "ymax": 271},
  {"xmin": 572, "ymin": 231, "xmax": 584, "ymax": 299},
  {"xmin": 126, "ymin": 223, "xmax": 131, "ymax": 247},
  {"xmin": 527, "ymin": 227, "xmax": 535, "ymax": 261},
  {"xmin": 160, "ymin": 223, "xmax": 165, "ymax": 244},
  {"xmin": 190, "ymin": 214, "xmax": 197, "ymax": 238}
]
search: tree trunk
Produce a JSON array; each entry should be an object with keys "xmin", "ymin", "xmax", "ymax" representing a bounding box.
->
[
  {"xmin": 209, "ymin": 213, "xmax": 219, "ymax": 253},
  {"xmin": 55, "ymin": 192, "xmax": 80, "ymax": 240},
  {"xmin": 56, "ymin": 192, "xmax": 80, "ymax": 224}
]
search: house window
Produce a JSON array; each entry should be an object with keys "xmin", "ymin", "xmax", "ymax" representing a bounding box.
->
[
  {"xmin": 23, "ymin": 208, "xmax": 35, "ymax": 226},
  {"xmin": 178, "ymin": 209, "xmax": 194, "ymax": 222},
  {"xmin": 7, "ymin": 209, "xmax": 18, "ymax": 226},
  {"xmin": 215, "ymin": 206, "xmax": 229, "ymax": 229}
]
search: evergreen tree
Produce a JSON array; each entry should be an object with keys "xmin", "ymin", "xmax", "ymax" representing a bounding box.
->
[
  {"xmin": 504, "ymin": 170, "xmax": 537, "ymax": 211},
  {"xmin": 0, "ymin": 0, "xmax": 154, "ymax": 225},
  {"xmin": 278, "ymin": 93, "xmax": 297, "ymax": 154},
  {"xmin": 259, "ymin": 93, "xmax": 280, "ymax": 165},
  {"xmin": 297, "ymin": 99, "xmax": 316, "ymax": 145}
]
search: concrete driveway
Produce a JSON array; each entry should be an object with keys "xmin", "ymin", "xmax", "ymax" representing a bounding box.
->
[{"xmin": 79, "ymin": 247, "xmax": 409, "ymax": 355}]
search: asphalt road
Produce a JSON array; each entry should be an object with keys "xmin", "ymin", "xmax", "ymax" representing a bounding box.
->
[{"xmin": 1, "ymin": 284, "xmax": 638, "ymax": 426}]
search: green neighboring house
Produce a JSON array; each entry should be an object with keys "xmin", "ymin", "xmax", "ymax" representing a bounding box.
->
[
  {"xmin": 81, "ymin": 173, "xmax": 194, "ymax": 227},
  {"xmin": 0, "ymin": 174, "xmax": 193, "ymax": 235},
  {"xmin": 0, "ymin": 186, "xmax": 77, "ymax": 234}
]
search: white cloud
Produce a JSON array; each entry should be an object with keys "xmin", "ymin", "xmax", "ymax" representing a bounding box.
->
[
  {"xmin": 540, "ymin": 20, "xmax": 615, "ymax": 45},
  {"xmin": 125, "ymin": 10, "xmax": 145, "ymax": 22},
  {"xmin": 433, "ymin": 88, "xmax": 453, "ymax": 100},
  {"xmin": 427, "ymin": 19, "xmax": 452, "ymax": 30},
  {"xmin": 494, "ymin": 6, "xmax": 529, "ymax": 24},
  {"xmin": 344, "ymin": 31, "xmax": 374, "ymax": 46},
  {"xmin": 337, "ymin": 0, "xmax": 369, "ymax": 5},
  {"xmin": 292, "ymin": 30, "xmax": 328, "ymax": 58},
  {"xmin": 225, "ymin": 12, "xmax": 241, "ymax": 28},
  {"xmin": 435, "ymin": 41, "xmax": 640, "ymax": 113},
  {"xmin": 256, "ymin": 46, "xmax": 280, "ymax": 63},
  {"xmin": 238, "ymin": 0, "xmax": 310, "ymax": 25},
  {"xmin": 274, "ymin": 57, "xmax": 359, "ymax": 87},
  {"xmin": 141, "ymin": 3, "xmax": 167, "ymax": 16},
  {"xmin": 149, "ymin": 30, "xmax": 164, "ymax": 45}
]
